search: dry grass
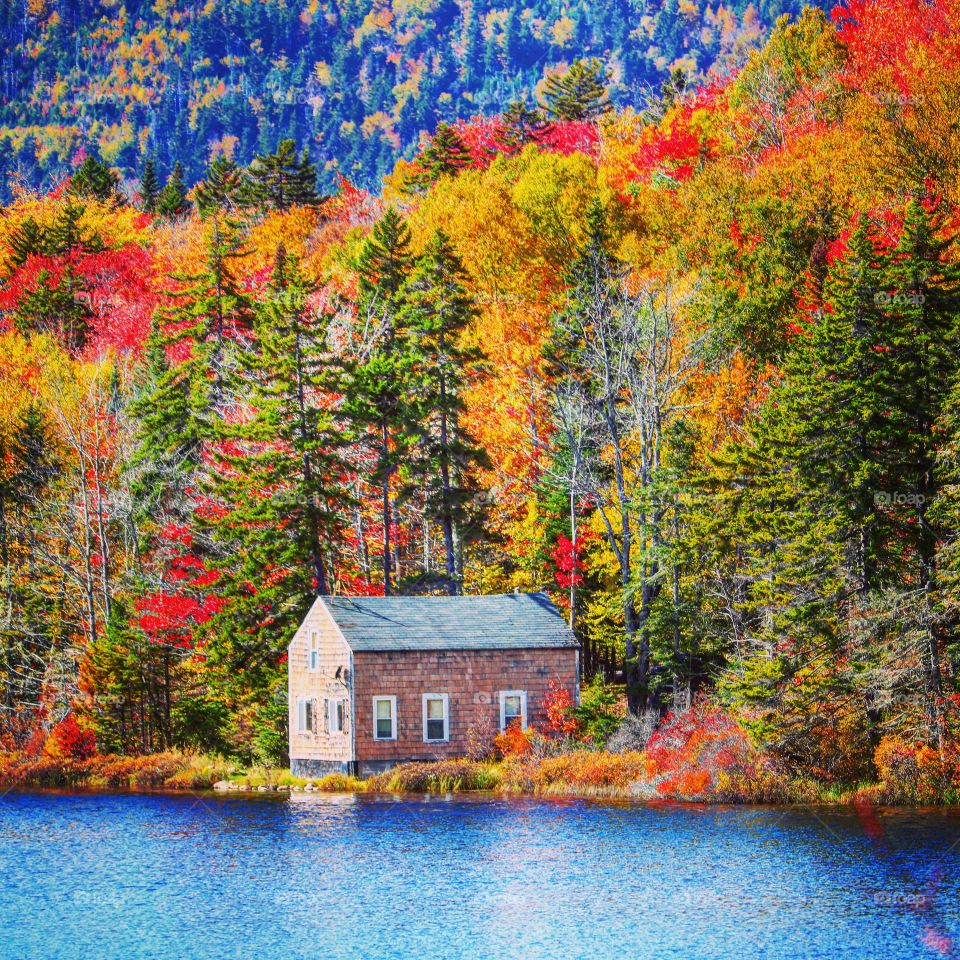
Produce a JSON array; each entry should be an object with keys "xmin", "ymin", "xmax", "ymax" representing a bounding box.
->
[
  {"xmin": 0, "ymin": 750, "xmax": 234, "ymax": 790},
  {"xmin": 367, "ymin": 759, "xmax": 503, "ymax": 793}
]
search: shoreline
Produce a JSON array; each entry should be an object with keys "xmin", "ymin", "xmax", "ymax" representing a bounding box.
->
[
  {"xmin": 4, "ymin": 782, "xmax": 960, "ymax": 812},
  {"xmin": 1, "ymin": 748, "xmax": 957, "ymax": 807}
]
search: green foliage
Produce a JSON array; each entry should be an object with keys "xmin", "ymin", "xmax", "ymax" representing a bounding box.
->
[
  {"xmin": 243, "ymin": 140, "xmax": 320, "ymax": 211},
  {"xmin": 574, "ymin": 677, "xmax": 623, "ymax": 745},
  {"xmin": 541, "ymin": 59, "xmax": 612, "ymax": 121},
  {"xmin": 399, "ymin": 229, "xmax": 488, "ymax": 592},
  {"xmin": 69, "ymin": 154, "xmax": 124, "ymax": 205},
  {"xmin": 139, "ymin": 157, "xmax": 160, "ymax": 213},
  {"xmin": 156, "ymin": 162, "xmax": 191, "ymax": 219}
]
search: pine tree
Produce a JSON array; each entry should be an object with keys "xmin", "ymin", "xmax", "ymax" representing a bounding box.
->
[
  {"xmin": 156, "ymin": 162, "xmax": 191, "ymax": 219},
  {"xmin": 410, "ymin": 123, "xmax": 472, "ymax": 191},
  {"xmin": 399, "ymin": 229, "xmax": 487, "ymax": 594},
  {"xmin": 202, "ymin": 247, "xmax": 347, "ymax": 678},
  {"xmin": 709, "ymin": 203, "xmax": 960, "ymax": 758},
  {"xmin": 69, "ymin": 153, "xmax": 124, "ymax": 205},
  {"xmin": 6, "ymin": 217, "xmax": 46, "ymax": 269},
  {"xmin": 194, "ymin": 157, "xmax": 245, "ymax": 218},
  {"xmin": 243, "ymin": 140, "xmax": 319, "ymax": 211},
  {"xmin": 0, "ymin": 405, "xmax": 59, "ymax": 744},
  {"xmin": 500, "ymin": 100, "xmax": 547, "ymax": 152},
  {"xmin": 540, "ymin": 58, "xmax": 612, "ymax": 121},
  {"xmin": 139, "ymin": 157, "xmax": 161, "ymax": 213},
  {"xmin": 344, "ymin": 207, "xmax": 415, "ymax": 595},
  {"xmin": 128, "ymin": 324, "xmax": 199, "ymax": 524}
]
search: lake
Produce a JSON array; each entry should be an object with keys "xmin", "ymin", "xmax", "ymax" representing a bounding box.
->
[{"xmin": 0, "ymin": 791, "xmax": 958, "ymax": 959}]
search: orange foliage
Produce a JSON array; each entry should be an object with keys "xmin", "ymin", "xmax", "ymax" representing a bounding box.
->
[{"xmin": 493, "ymin": 722, "xmax": 534, "ymax": 758}]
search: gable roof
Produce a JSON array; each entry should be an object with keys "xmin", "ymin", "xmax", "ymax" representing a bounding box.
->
[{"xmin": 319, "ymin": 592, "xmax": 578, "ymax": 652}]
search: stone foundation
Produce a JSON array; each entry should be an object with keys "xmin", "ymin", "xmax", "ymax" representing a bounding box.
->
[{"xmin": 291, "ymin": 758, "xmax": 353, "ymax": 778}]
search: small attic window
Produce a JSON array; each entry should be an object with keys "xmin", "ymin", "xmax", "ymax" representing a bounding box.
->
[{"xmin": 309, "ymin": 631, "xmax": 319, "ymax": 671}]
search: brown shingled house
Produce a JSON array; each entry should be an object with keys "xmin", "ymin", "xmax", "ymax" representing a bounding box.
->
[{"xmin": 287, "ymin": 593, "xmax": 579, "ymax": 777}]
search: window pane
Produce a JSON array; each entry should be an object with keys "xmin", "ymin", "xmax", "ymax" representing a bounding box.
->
[
  {"xmin": 427, "ymin": 718, "xmax": 445, "ymax": 741},
  {"xmin": 376, "ymin": 717, "xmax": 392, "ymax": 739},
  {"xmin": 376, "ymin": 699, "xmax": 392, "ymax": 720},
  {"xmin": 505, "ymin": 695, "xmax": 521, "ymax": 717},
  {"xmin": 427, "ymin": 698, "xmax": 444, "ymax": 720},
  {"xmin": 337, "ymin": 701, "xmax": 345, "ymax": 732}
]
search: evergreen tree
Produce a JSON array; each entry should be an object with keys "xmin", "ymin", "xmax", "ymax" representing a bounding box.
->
[
  {"xmin": 399, "ymin": 229, "xmax": 487, "ymax": 594},
  {"xmin": 139, "ymin": 157, "xmax": 161, "ymax": 213},
  {"xmin": 128, "ymin": 324, "xmax": 199, "ymax": 524},
  {"xmin": 156, "ymin": 162, "xmax": 191, "ymax": 219},
  {"xmin": 244, "ymin": 140, "xmax": 319, "ymax": 211},
  {"xmin": 0, "ymin": 405, "xmax": 59, "ymax": 744},
  {"xmin": 410, "ymin": 123, "xmax": 472, "ymax": 191},
  {"xmin": 6, "ymin": 217, "xmax": 46, "ymax": 269},
  {"xmin": 194, "ymin": 157, "xmax": 245, "ymax": 218},
  {"xmin": 202, "ymin": 246, "xmax": 347, "ymax": 683},
  {"xmin": 344, "ymin": 207, "xmax": 414, "ymax": 595},
  {"xmin": 69, "ymin": 153, "xmax": 124, "ymax": 205},
  {"xmin": 541, "ymin": 58, "xmax": 612, "ymax": 121},
  {"xmin": 500, "ymin": 100, "xmax": 547, "ymax": 151},
  {"xmin": 708, "ymin": 203, "xmax": 960, "ymax": 758}
]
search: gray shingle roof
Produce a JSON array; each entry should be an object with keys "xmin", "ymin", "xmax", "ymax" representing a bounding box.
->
[{"xmin": 322, "ymin": 592, "xmax": 578, "ymax": 652}]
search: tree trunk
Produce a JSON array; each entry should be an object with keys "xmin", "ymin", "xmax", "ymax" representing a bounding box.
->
[{"xmin": 381, "ymin": 416, "xmax": 392, "ymax": 596}]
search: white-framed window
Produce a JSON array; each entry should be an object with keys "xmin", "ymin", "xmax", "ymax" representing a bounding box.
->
[
  {"xmin": 296, "ymin": 697, "xmax": 317, "ymax": 734},
  {"xmin": 308, "ymin": 631, "xmax": 319, "ymax": 671},
  {"xmin": 499, "ymin": 691, "xmax": 527, "ymax": 731},
  {"xmin": 373, "ymin": 696, "xmax": 397, "ymax": 740},
  {"xmin": 328, "ymin": 698, "xmax": 348, "ymax": 735},
  {"xmin": 422, "ymin": 694, "xmax": 449, "ymax": 743}
]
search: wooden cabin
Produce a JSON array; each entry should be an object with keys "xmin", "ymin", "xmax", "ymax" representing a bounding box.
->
[{"xmin": 287, "ymin": 592, "xmax": 580, "ymax": 777}]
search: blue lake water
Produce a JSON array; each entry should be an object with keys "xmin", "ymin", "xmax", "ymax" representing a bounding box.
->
[{"xmin": 1, "ymin": 791, "xmax": 959, "ymax": 959}]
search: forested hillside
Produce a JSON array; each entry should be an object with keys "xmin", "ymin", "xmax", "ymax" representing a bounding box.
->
[
  {"xmin": 4, "ymin": 0, "xmax": 960, "ymax": 796},
  {"xmin": 0, "ymin": 0, "xmax": 820, "ymax": 195}
]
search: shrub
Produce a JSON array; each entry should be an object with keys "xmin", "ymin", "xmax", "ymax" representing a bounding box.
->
[
  {"xmin": 493, "ymin": 722, "xmax": 533, "ymax": 758},
  {"xmin": 542, "ymin": 678, "xmax": 579, "ymax": 738},
  {"xmin": 464, "ymin": 715, "xmax": 497, "ymax": 761},
  {"xmin": 574, "ymin": 676, "xmax": 624, "ymax": 745},
  {"xmin": 367, "ymin": 759, "xmax": 502, "ymax": 793},
  {"xmin": 642, "ymin": 697, "xmax": 768, "ymax": 801},
  {"xmin": 0, "ymin": 749, "xmax": 232, "ymax": 790},
  {"xmin": 47, "ymin": 713, "xmax": 96, "ymax": 760},
  {"xmin": 250, "ymin": 697, "xmax": 289, "ymax": 767},
  {"xmin": 162, "ymin": 754, "xmax": 234, "ymax": 790},
  {"xmin": 872, "ymin": 736, "xmax": 960, "ymax": 804},
  {"xmin": 607, "ymin": 711, "xmax": 658, "ymax": 753}
]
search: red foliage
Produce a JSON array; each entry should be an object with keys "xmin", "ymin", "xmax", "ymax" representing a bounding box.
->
[
  {"xmin": 550, "ymin": 533, "xmax": 587, "ymax": 591},
  {"xmin": 536, "ymin": 120, "xmax": 601, "ymax": 157},
  {"xmin": 322, "ymin": 175, "xmax": 383, "ymax": 226},
  {"xmin": 49, "ymin": 713, "xmax": 97, "ymax": 760},
  {"xmin": 644, "ymin": 698, "xmax": 756, "ymax": 799},
  {"xmin": 453, "ymin": 115, "xmax": 508, "ymax": 167},
  {"xmin": 0, "ymin": 243, "xmax": 158, "ymax": 357},
  {"xmin": 832, "ymin": 0, "xmax": 960, "ymax": 95},
  {"xmin": 542, "ymin": 678, "xmax": 578, "ymax": 738},
  {"xmin": 335, "ymin": 573, "xmax": 384, "ymax": 597},
  {"xmin": 629, "ymin": 119, "xmax": 702, "ymax": 184}
]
